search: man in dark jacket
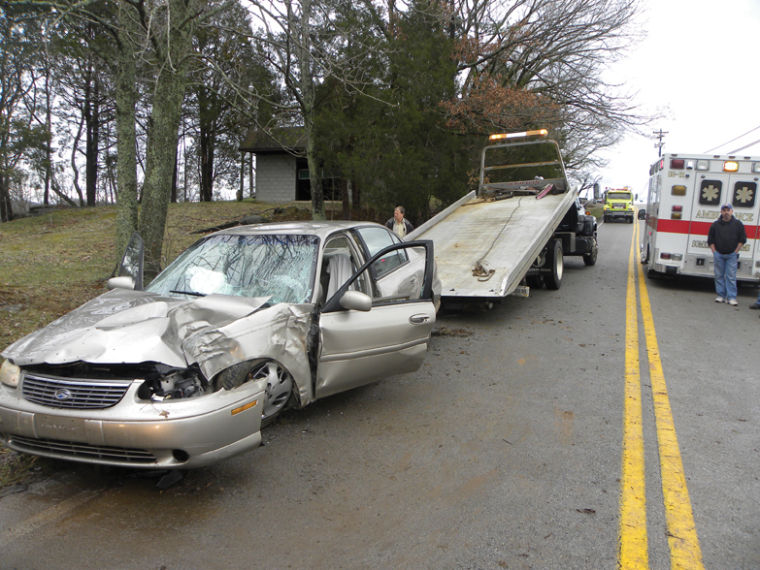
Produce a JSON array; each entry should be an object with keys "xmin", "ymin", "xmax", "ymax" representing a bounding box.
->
[
  {"xmin": 385, "ymin": 205, "xmax": 414, "ymax": 238},
  {"xmin": 707, "ymin": 203, "xmax": 746, "ymax": 306}
]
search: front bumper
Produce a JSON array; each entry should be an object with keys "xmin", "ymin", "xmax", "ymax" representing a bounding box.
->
[
  {"xmin": 0, "ymin": 378, "xmax": 266, "ymax": 469},
  {"xmin": 604, "ymin": 210, "xmax": 633, "ymax": 220}
]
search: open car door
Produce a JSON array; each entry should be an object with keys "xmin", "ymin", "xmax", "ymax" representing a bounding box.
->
[{"xmin": 316, "ymin": 240, "xmax": 436, "ymax": 398}]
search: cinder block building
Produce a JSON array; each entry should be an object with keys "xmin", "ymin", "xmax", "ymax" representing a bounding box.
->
[{"xmin": 239, "ymin": 127, "xmax": 310, "ymax": 202}]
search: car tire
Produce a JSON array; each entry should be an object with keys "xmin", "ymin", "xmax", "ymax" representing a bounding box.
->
[
  {"xmin": 253, "ymin": 360, "xmax": 294, "ymax": 426},
  {"xmin": 544, "ymin": 239, "xmax": 563, "ymax": 290}
]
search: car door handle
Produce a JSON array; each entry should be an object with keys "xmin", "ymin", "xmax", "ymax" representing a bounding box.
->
[{"xmin": 409, "ymin": 314, "xmax": 430, "ymax": 324}]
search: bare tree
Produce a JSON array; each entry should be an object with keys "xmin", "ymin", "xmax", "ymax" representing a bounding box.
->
[
  {"xmin": 246, "ymin": 0, "xmax": 382, "ymax": 220},
  {"xmin": 52, "ymin": 0, "xmax": 205, "ymax": 271},
  {"xmin": 0, "ymin": 5, "xmax": 43, "ymax": 221},
  {"xmin": 448, "ymin": 0, "xmax": 646, "ymax": 168},
  {"xmin": 135, "ymin": 0, "xmax": 203, "ymax": 277}
]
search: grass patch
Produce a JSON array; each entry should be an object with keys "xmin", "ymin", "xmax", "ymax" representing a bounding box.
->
[{"xmin": 0, "ymin": 447, "xmax": 42, "ymax": 493}]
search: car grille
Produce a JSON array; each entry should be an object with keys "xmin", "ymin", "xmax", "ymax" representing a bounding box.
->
[
  {"xmin": 9, "ymin": 435, "xmax": 156, "ymax": 464},
  {"xmin": 22, "ymin": 373, "xmax": 132, "ymax": 409}
]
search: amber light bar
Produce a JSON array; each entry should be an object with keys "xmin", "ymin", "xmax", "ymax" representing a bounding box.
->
[{"xmin": 489, "ymin": 129, "xmax": 548, "ymax": 141}]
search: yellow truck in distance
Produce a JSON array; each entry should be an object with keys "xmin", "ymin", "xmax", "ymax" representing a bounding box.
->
[{"xmin": 603, "ymin": 188, "xmax": 634, "ymax": 223}]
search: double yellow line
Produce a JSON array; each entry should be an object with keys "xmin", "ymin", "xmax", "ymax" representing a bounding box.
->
[{"xmin": 619, "ymin": 222, "xmax": 704, "ymax": 569}]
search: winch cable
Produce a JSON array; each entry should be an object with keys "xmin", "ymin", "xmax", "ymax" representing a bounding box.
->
[{"xmin": 472, "ymin": 195, "xmax": 526, "ymax": 281}]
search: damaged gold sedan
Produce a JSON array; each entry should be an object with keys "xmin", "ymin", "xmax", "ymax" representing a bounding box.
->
[{"xmin": 0, "ymin": 222, "xmax": 436, "ymax": 468}]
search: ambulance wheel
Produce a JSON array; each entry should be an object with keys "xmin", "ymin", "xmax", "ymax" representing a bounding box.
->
[{"xmin": 544, "ymin": 239, "xmax": 563, "ymax": 290}]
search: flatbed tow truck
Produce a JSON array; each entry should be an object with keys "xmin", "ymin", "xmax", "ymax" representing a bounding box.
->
[{"xmin": 407, "ymin": 129, "xmax": 598, "ymax": 302}]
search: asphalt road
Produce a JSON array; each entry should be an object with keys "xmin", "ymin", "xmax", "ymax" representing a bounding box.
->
[{"xmin": 1, "ymin": 220, "xmax": 758, "ymax": 569}]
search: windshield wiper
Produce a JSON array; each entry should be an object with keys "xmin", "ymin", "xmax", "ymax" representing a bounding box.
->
[{"xmin": 170, "ymin": 289, "xmax": 206, "ymax": 297}]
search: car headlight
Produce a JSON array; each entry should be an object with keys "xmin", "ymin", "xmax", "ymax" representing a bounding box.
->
[{"xmin": 0, "ymin": 359, "xmax": 21, "ymax": 388}]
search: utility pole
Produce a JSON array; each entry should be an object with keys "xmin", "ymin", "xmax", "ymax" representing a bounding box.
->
[{"xmin": 653, "ymin": 129, "xmax": 668, "ymax": 157}]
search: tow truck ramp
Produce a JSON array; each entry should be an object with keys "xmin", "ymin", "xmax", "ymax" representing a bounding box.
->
[{"xmin": 408, "ymin": 189, "xmax": 576, "ymax": 298}]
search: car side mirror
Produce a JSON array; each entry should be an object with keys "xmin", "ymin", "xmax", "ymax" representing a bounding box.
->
[
  {"xmin": 339, "ymin": 290, "xmax": 372, "ymax": 312},
  {"xmin": 115, "ymin": 232, "xmax": 145, "ymax": 290},
  {"xmin": 637, "ymin": 208, "xmax": 646, "ymax": 220},
  {"xmin": 107, "ymin": 276, "xmax": 136, "ymax": 290}
]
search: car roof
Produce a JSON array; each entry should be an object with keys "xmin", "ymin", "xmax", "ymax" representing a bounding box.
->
[{"xmin": 212, "ymin": 220, "xmax": 386, "ymax": 240}]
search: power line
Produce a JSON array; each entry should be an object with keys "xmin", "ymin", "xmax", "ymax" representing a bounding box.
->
[
  {"xmin": 728, "ymin": 138, "xmax": 760, "ymax": 154},
  {"xmin": 703, "ymin": 123, "xmax": 760, "ymax": 153}
]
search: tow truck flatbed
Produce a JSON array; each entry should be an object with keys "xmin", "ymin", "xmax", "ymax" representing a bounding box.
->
[
  {"xmin": 408, "ymin": 189, "xmax": 576, "ymax": 298},
  {"xmin": 407, "ymin": 130, "xmax": 592, "ymax": 300}
]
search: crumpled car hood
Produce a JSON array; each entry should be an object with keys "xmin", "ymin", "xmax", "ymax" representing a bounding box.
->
[{"xmin": 2, "ymin": 289, "xmax": 273, "ymax": 372}]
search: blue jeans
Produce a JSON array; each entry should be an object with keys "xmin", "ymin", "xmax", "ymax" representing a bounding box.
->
[{"xmin": 713, "ymin": 251, "xmax": 738, "ymax": 300}]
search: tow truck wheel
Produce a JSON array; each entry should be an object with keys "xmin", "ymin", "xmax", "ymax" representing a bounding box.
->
[
  {"xmin": 544, "ymin": 239, "xmax": 563, "ymax": 290},
  {"xmin": 526, "ymin": 274, "xmax": 544, "ymax": 289},
  {"xmin": 583, "ymin": 238, "xmax": 598, "ymax": 266}
]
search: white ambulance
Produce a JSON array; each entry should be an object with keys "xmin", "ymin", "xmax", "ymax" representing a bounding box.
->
[{"xmin": 641, "ymin": 152, "xmax": 760, "ymax": 281}]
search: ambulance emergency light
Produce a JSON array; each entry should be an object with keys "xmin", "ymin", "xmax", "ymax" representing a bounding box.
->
[{"xmin": 723, "ymin": 161, "xmax": 739, "ymax": 172}]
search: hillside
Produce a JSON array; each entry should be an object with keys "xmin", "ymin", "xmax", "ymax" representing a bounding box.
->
[{"xmin": 0, "ymin": 200, "xmax": 321, "ymax": 352}]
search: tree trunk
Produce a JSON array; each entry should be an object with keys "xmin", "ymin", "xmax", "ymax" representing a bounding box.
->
[
  {"xmin": 237, "ymin": 152, "xmax": 244, "ymax": 201},
  {"xmin": 139, "ymin": 77, "xmax": 186, "ymax": 278},
  {"xmin": 114, "ymin": 1, "xmax": 139, "ymax": 261},
  {"xmin": 296, "ymin": 0, "xmax": 324, "ymax": 220},
  {"xmin": 138, "ymin": 0, "xmax": 197, "ymax": 279},
  {"xmin": 171, "ymin": 145, "xmax": 178, "ymax": 203},
  {"xmin": 85, "ymin": 74, "xmax": 99, "ymax": 207},
  {"xmin": 0, "ymin": 173, "xmax": 11, "ymax": 222},
  {"xmin": 199, "ymin": 122, "xmax": 214, "ymax": 201},
  {"xmin": 43, "ymin": 70, "xmax": 52, "ymax": 206},
  {"xmin": 249, "ymin": 154, "xmax": 254, "ymax": 198},
  {"xmin": 71, "ymin": 114, "xmax": 85, "ymax": 206}
]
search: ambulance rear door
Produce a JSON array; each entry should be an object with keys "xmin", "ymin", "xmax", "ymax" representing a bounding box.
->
[
  {"xmin": 726, "ymin": 173, "xmax": 759, "ymax": 279},
  {"xmin": 684, "ymin": 169, "xmax": 727, "ymax": 261}
]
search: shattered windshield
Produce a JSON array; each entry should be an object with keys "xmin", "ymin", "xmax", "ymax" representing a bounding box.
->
[{"xmin": 147, "ymin": 234, "xmax": 320, "ymax": 304}]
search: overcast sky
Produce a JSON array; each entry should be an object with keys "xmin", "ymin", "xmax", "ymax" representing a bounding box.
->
[{"xmin": 597, "ymin": 0, "xmax": 760, "ymax": 200}]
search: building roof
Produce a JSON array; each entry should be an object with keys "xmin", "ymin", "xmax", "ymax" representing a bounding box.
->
[{"xmin": 239, "ymin": 126, "xmax": 306, "ymax": 154}]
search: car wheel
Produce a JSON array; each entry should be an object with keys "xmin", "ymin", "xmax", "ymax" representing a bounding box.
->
[
  {"xmin": 583, "ymin": 238, "xmax": 598, "ymax": 266},
  {"xmin": 253, "ymin": 360, "xmax": 294, "ymax": 425},
  {"xmin": 544, "ymin": 239, "xmax": 563, "ymax": 290}
]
